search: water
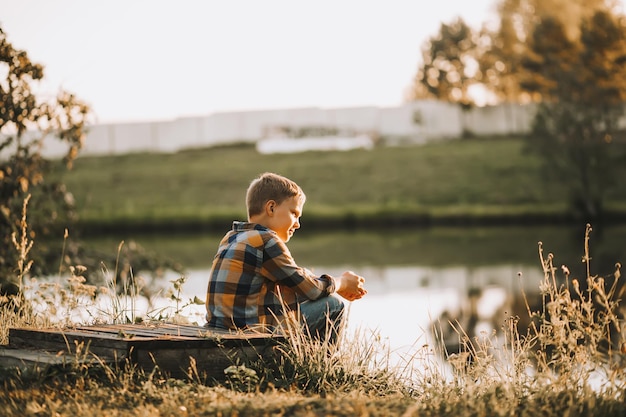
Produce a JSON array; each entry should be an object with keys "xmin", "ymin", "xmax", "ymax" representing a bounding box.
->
[
  {"xmin": 155, "ymin": 261, "xmax": 536, "ymax": 357},
  {"xmin": 90, "ymin": 224, "xmax": 626, "ymax": 358}
]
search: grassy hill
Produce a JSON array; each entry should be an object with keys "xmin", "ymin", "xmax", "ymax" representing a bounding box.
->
[{"xmin": 48, "ymin": 136, "xmax": 626, "ymax": 233}]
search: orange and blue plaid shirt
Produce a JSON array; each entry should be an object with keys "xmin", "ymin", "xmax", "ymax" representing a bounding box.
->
[{"xmin": 205, "ymin": 221, "xmax": 336, "ymax": 331}]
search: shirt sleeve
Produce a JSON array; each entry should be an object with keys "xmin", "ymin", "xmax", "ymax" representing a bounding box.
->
[{"xmin": 261, "ymin": 235, "xmax": 335, "ymax": 300}]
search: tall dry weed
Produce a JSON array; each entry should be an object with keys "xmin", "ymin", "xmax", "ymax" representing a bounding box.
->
[
  {"xmin": 527, "ymin": 224, "xmax": 625, "ymax": 390},
  {"xmin": 438, "ymin": 223, "xmax": 625, "ymax": 400}
]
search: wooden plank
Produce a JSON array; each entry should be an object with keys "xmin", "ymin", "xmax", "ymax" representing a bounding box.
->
[
  {"xmin": 0, "ymin": 347, "xmax": 116, "ymax": 374},
  {"xmin": 135, "ymin": 344, "xmax": 275, "ymax": 380},
  {"xmin": 114, "ymin": 323, "xmax": 280, "ymax": 341},
  {"xmin": 8, "ymin": 327, "xmax": 135, "ymax": 359},
  {"xmin": 0, "ymin": 347, "xmax": 75, "ymax": 366},
  {"xmin": 5, "ymin": 324, "xmax": 286, "ymax": 379},
  {"xmin": 10, "ymin": 327, "xmax": 147, "ymax": 343},
  {"xmin": 153, "ymin": 323, "xmax": 239, "ymax": 337},
  {"xmin": 71, "ymin": 323, "xmax": 279, "ymax": 342},
  {"xmin": 10, "ymin": 326, "xmax": 283, "ymax": 351},
  {"xmin": 124, "ymin": 328, "xmax": 285, "ymax": 379},
  {"xmin": 73, "ymin": 324, "xmax": 220, "ymax": 340},
  {"xmin": 73, "ymin": 325, "xmax": 198, "ymax": 340}
]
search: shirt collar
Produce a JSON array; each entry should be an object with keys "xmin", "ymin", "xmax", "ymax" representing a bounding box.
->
[{"xmin": 232, "ymin": 221, "xmax": 271, "ymax": 233}]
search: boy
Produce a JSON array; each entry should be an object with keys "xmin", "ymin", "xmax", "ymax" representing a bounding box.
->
[{"xmin": 205, "ymin": 172, "xmax": 366, "ymax": 341}]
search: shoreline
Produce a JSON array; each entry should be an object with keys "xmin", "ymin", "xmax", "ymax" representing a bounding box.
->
[{"xmin": 71, "ymin": 208, "xmax": 626, "ymax": 236}]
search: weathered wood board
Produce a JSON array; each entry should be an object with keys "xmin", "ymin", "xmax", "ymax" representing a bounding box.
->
[{"xmin": 1, "ymin": 323, "xmax": 285, "ymax": 379}]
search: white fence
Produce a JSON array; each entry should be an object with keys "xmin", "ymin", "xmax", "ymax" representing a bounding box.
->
[{"xmin": 29, "ymin": 101, "xmax": 538, "ymax": 158}]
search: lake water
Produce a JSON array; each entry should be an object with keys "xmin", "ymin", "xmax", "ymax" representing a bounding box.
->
[
  {"xmin": 92, "ymin": 223, "xmax": 626, "ymax": 361},
  {"xmin": 170, "ymin": 263, "xmax": 534, "ymax": 358}
]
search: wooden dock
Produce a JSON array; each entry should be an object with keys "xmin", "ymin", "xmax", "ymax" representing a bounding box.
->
[{"xmin": 0, "ymin": 323, "xmax": 284, "ymax": 380}]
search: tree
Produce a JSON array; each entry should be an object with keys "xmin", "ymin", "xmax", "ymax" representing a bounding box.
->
[
  {"xmin": 522, "ymin": 10, "xmax": 626, "ymax": 221},
  {"xmin": 1, "ymin": 26, "xmax": 92, "ymax": 283},
  {"xmin": 481, "ymin": 0, "xmax": 626, "ymax": 222},
  {"xmin": 1, "ymin": 26, "xmax": 185, "ymax": 290},
  {"xmin": 476, "ymin": 0, "xmax": 616, "ymax": 103},
  {"xmin": 475, "ymin": 0, "xmax": 529, "ymax": 103},
  {"xmin": 411, "ymin": 0, "xmax": 626, "ymax": 222},
  {"xmin": 410, "ymin": 18, "xmax": 481, "ymax": 108}
]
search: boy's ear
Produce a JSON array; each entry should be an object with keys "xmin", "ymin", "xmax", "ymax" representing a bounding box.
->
[{"xmin": 265, "ymin": 200, "xmax": 276, "ymax": 216}]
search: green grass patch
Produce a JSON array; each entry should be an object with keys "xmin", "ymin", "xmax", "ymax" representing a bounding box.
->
[{"xmin": 47, "ymin": 137, "xmax": 626, "ymax": 230}]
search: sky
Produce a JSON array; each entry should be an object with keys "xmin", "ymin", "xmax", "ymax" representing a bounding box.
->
[{"xmin": 1, "ymin": 0, "xmax": 501, "ymax": 124}]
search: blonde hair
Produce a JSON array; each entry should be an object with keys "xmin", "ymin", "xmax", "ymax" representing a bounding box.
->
[{"xmin": 246, "ymin": 172, "xmax": 305, "ymax": 217}]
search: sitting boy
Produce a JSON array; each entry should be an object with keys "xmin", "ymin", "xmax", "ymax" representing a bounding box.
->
[{"xmin": 205, "ymin": 172, "xmax": 366, "ymax": 341}]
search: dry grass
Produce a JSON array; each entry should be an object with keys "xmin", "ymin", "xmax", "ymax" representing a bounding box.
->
[{"xmin": 1, "ymin": 202, "xmax": 626, "ymax": 416}]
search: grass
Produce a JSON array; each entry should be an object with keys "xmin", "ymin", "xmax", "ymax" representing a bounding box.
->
[
  {"xmin": 1, "ymin": 200, "xmax": 626, "ymax": 416},
  {"xmin": 45, "ymin": 137, "xmax": 626, "ymax": 232}
]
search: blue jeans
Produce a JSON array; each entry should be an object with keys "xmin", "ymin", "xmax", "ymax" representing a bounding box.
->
[{"xmin": 298, "ymin": 295, "xmax": 345, "ymax": 343}]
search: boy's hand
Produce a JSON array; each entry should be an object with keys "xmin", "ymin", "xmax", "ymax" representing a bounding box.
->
[{"xmin": 336, "ymin": 271, "xmax": 367, "ymax": 301}]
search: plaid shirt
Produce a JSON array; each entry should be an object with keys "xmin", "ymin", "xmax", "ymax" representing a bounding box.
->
[{"xmin": 205, "ymin": 221, "xmax": 336, "ymax": 331}]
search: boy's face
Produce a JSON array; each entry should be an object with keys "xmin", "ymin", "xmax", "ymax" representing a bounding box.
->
[{"xmin": 266, "ymin": 196, "xmax": 303, "ymax": 243}]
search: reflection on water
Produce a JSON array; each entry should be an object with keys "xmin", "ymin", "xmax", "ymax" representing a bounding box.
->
[
  {"xmin": 173, "ymin": 263, "xmax": 546, "ymax": 356},
  {"xmin": 320, "ymin": 264, "xmax": 544, "ymax": 351},
  {"xmin": 83, "ymin": 224, "xmax": 626, "ymax": 359}
]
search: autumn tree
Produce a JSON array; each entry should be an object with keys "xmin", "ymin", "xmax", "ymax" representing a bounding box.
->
[
  {"xmin": 0, "ymin": 26, "xmax": 92, "ymax": 284},
  {"xmin": 522, "ymin": 10, "xmax": 626, "ymax": 221},
  {"xmin": 477, "ymin": 0, "xmax": 616, "ymax": 103},
  {"xmin": 411, "ymin": 0, "xmax": 626, "ymax": 222},
  {"xmin": 479, "ymin": 0, "xmax": 626, "ymax": 221},
  {"xmin": 413, "ymin": 0, "xmax": 619, "ymax": 105},
  {"xmin": 410, "ymin": 18, "xmax": 481, "ymax": 108},
  {"xmin": 475, "ymin": 0, "xmax": 528, "ymax": 103}
]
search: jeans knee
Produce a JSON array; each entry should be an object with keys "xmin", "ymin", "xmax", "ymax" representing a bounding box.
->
[
  {"xmin": 299, "ymin": 295, "xmax": 345, "ymax": 341},
  {"xmin": 326, "ymin": 295, "xmax": 345, "ymax": 320}
]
